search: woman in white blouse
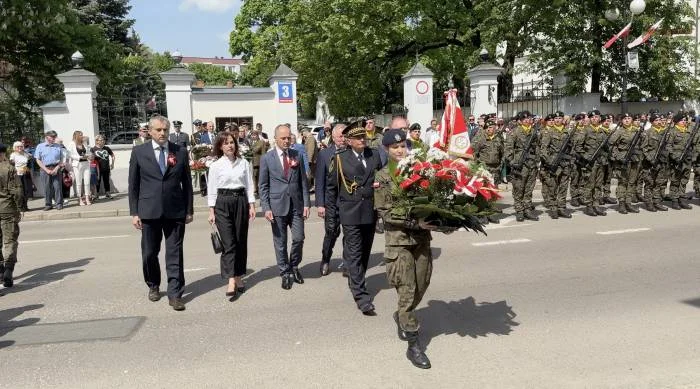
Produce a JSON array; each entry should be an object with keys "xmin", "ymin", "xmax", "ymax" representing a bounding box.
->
[
  {"xmin": 67, "ymin": 130, "xmax": 92, "ymax": 205},
  {"xmin": 207, "ymin": 131, "xmax": 256, "ymax": 300},
  {"xmin": 10, "ymin": 141, "xmax": 33, "ymax": 211}
]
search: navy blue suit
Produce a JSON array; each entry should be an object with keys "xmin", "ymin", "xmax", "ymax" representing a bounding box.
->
[{"xmin": 128, "ymin": 141, "xmax": 193, "ymax": 298}]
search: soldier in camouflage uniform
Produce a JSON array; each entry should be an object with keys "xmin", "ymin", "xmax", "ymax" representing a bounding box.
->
[
  {"xmin": 472, "ymin": 119, "xmax": 503, "ymax": 224},
  {"xmin": 0, "ymin": 144, "xmax": 23, "ymax": 288},
  {"xmin": 374, "ymin": 129, "xmax": 434, "ymax": 370},
  {"xmin": 600, "ymin": 115, "xmax": 617, "ymax": 205},
  {"xmin": 505, "ymin": 111, "xmax": 540, "ymax": 222},
  {"xmin": 575, "ymin": 110, "xmax": 610, "ymax": 217},
  {"xmin": 640, "ymin": 113, "xmax": 671, "ymax": 212},
  {"xmin": 365, "ymin": 116, "xmax": 383, "ymax": 149},
  {"xmin": 631, "ymin": 114, "xmax": 647, "ymax": 203},
  {"xmin": 667, "ymin": 112, "xmax": 697, "ymax": 210},
  {"xmin": 568, "ymin": 113, "xmax": 588, "ymax": 207},
  {"xmin": 693, "ymin": 142, "xmax": 700, "ymax": 199},
  {"xmin": 539, "ymin": 112, "xmax": 573, "ymax": 219},
  {"xmin": 608, "ymin": 113, "xmax": 643, "ymax": 214}
]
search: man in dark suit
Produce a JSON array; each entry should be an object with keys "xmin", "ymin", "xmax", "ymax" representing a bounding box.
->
[
  {"xmin": 129, "ymin": 115, "xmax": 194, "ymax": 311},
  {"xmin": 326, "ymin": 120, "xmax": 383, "ymax": 315},
  {"xmin": 258, "ymin": 124, "xmax": 311, "ymax": 290},
  {"xmin": 168, "ymin": 120, "xmax": 190, "ymax": 148},
  {"xmin": 315, "ymin": 123, "xmax": 346, "ymax": 276}
]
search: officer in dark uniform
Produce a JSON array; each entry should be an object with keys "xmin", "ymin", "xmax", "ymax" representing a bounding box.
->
[
  {"xmin": 326, "ymin": 120, "xmax": 383, "ymax": 315},
  {"xmin": 168, "ymin": 120, "xmax": 190, "ymax": 148}
]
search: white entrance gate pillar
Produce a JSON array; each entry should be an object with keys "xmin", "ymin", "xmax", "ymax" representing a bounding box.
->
[
  {"xmin": 467, "ymin": 49, "xmax": 503, "ymax": 118},
  {"xmin": 402, "ymin": 62, "xmax": 434, "ymax": 136}
]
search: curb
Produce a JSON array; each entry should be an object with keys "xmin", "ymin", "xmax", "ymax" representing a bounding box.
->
[{"xmin": 22, "ymin": 205, "xmax": 212, "ymax": 222}]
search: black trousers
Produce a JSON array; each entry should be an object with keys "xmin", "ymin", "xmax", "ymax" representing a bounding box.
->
[
  {"xmin": 19, "ymin": 174, "xmax": 32, "ymax": 209},
  {"xmin": 214, "ymin": 190, "xmax": 249, "ymax": 278},
  {"xmin": 321, "ymin": 211, "xmax": 341, "ymax": 263},
  {"xmin": 141, "ymin": 217, "xmax": 186, "ymax": 298},
  {"xmin": 97, "ymin": 167, "xmax": 111, "ymax": 193},
  {"xmin": 342, "ymin": 223, "xmax": 376, "ymax": 310}
]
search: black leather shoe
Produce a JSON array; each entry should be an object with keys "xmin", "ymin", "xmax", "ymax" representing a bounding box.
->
[
  {"xmin": 487, "ymin": 214, "xmax": 500, "ymax": 224},
  {"xmin": 671, "ymin": 200, "xmax": 681, "ymax": 210},
  {"xmin": 583, "ymin": 206, "xmax": 597, "ymax": 217},
  {"xmin": 679, "ymin": 199, "xmax": 692, "ymax": 209},
  {"xmin": 361, "ymin": 303, "xmax": 376, "ymax": 316},
  {"xmin": 617, "ymin": 203, "xmax": 628, "ymax": 214},
  {"xmin": 557, "ymin": 209, "xmax": 572, "ymax": 218},
  {"xmin": 655, "ymin": 203, "xmax": 668, "ymax": 211},
  {"xmin": 603, "ymin": 196, "xmax": 617, "ymax": 205},
  {"xmin": 645, "ymin": 203, "xmax": 657, "ymax": 212},
  {"xmin": 2, "ymin": 264, "xmax": 13, "ymax": 287},
  {"xmin": 548, "ymin": 210, "xmax": 559, "ymax": 219},
  {"xmin": 320, "ymin": 262, "xmax": 330, "ymax": 276},
  {"xmin": 570, "ymin": 198, "xmax": 581, "ymax": 207},
  {"xmin": 594, "ymin": 206, "xmax": 607, "ymax": 216},
  {"xmin": 168, "ymin": 298, "xmax": 185, "ymax": 311},
  {"xmin": 626, "ymin": 203, "xmax": 639, "ymax": 213},
  {"xmin": 515, "ymin": 212, "xmax": 525, "ymax": 222},
  {"xmin": 292, "ymin": 267, "xmax": 304, "ymax": 284},
  {"xmin": 281, "ymin": 274, "xmax": 293, "ymax": 290},
  {"xmin": 524, "ymin": 210, "xmax": 539, "ymax": 221},
  {"xmin": 393, "ymin": 311, "xmax": 409, "ymax": 341},
  {"xmin": 406, "ymin": 332, "xmax": 431, "ymax": 369},
  {"xmin": 148, "ymin": 287, "xmax": 160, "ymax": 302}
]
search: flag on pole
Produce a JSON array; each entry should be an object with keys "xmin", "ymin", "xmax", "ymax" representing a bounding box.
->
[
  {"xmin": 628, "ymin": 19, "xmax": 664, "ymax": 49},
  {"xmin": 145, "ymin": 95, "xmax": 157, "ymax": 110},
  {"xmin": 603, "ymin": 22, "xmax": 632, "ymax": 49},
  {"xmin": 436, "ymin": 89, "xmax": 472, "ymax": 158}
]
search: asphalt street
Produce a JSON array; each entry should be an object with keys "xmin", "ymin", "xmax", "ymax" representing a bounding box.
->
[{"xmin": 1, "ymin": 193, "xmax": 700, "ymax": 388}]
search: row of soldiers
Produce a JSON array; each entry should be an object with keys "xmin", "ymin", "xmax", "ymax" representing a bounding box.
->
[{"xmin": 471, "ymin": 110, "xmax": 700, "ymax": 221}]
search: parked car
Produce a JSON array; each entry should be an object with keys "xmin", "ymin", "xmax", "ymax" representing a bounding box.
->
[{"xmin": 109, "ymin": 131, "xmax": 140, "ymax": 145}]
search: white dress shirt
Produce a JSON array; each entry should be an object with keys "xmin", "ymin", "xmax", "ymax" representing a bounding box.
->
[
  {"xmin": 207, "ymin": 156, "xmax": 256, "ymax": 206},
  {"xmin": 151, "ymin": 140, "xmax": 168, "ymax": 161},
  {"xmin": 276, "ymin": 146, "xmax": 289, "ymax": 168},
  {"xmin": 352, "ymin": 150, "xmax": 366, "ymax": 168}
]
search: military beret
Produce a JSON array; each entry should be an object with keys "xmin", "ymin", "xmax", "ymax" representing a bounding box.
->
[
  {"xmin": 574, "ymin": 113, "xmax": 586, "ymax": 121},
  {"xmin": 621, "ymin": 113, "xmax": 632, "ymax": 119},
  {"xmin": 408, "ymin": 123, "xmax": 421, "ymax": 132},
  {"xmin": 45, "ymin": 130, "xmax": 58, "ymax": 137},
  {"xmin": 382, "ymin": 128, "xmax": 406, "ymax": 146},
  {"xmin": 649, "ymin": 113, "xmax": 662, "ymax": 122},
  {"xmin": 173, "ymin": 120, "xmax": 182, "ymax": 126},
  {"xmin": 554, "ymin": 111, "xmax": 564, "ymax": 118},
  {"xmin": 485, "ymin": 119, "xmax": 497, "ymax": 127},
  {"xmin": 193, "ymin": 119, "xmax": 202, "ymax": 126},
  {"xmin": 633, "ymin": 114, "xmax": 641, "ymax": 120},
  {"xmin": 673, "ymin": 112, "xmax": 687, "ymax": 123},
  {"xmin": 517, "ymin": 111, "xmax": 532, "ymax": 120},
  {"xmin": 343, "ymin": 119, "xmax": 367, "ymax": 138},
  {"xmin": 588, "ymin": 109, "xmax": 601, "ymax": 117},
  {"xmin": 545, "ymin": 114, "xmax": 556, "ymax": 121}
]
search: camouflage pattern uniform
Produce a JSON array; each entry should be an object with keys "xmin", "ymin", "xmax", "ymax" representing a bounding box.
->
[
  {"xmin": 0, "ymin": 157, "xmax": 23, "ymax": 287},
  {"xmin": 609, "ymin": 123, "xmax": 643, "ymax": 212},
  {"xmin": 601, "ymin": 124, "xmax": 615, "ymax": 204},
  {"xmin": 641, "ymin": 123, "xmax": 671, "ymax": 211},
  {"xmin": 539, "ymin": 124, "xmax": 573, "ymax": 217},
  {"xmin": 575, "ymin": 123, "xmax": 610, "ymax": 215},
  {"xmin": 472, "ymin": 130, "xmax": 504, "ymax": 184},
  {"xmin": 667, "ymin": 123, "xmax": 698, "ymax": 209},
  {"xmin": 505, "ymin": 124, "xmax": 539, "ymax": 220},
  {"xmin": 568, "ymin": 123, "xmax": 587, "ymax": 206}
]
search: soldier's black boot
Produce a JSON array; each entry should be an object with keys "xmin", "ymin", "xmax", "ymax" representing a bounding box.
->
[
  {"xmin": 479, "ymin": 216, "xmax": 489, "ymax": 225},
  {"xmin": 594, "ymin": 206, "xmax": 607, "ymax": 216},
  {"xmin": 617, "ymin": 202, "xmax": 628, "ymax": 214},
  {"xmin": 524, "ymin": 209, "xmax": 539, "ymax": 221},
  {"xmin": 405, "ymin": 331, "xmax": 431, "ymax": 369},
  {"xmin": 393, "ymin": 312, "xmax": 408, "ymax": 341},
  {"xmin": 548, "ymin": 209, "xmax": 559, "ymax": 219},
  {"xmin": 3, "ymin": 263, "xmax": 14, "ymax": 288},
  {"xmin": 570, "ymin": 198, "xmax": 581, "ymax": 207},
  {"xmin": 679, "ymin": 198, "xmax": 692, "ymax": 209},
  {"xmin": 630, "ymin": 194, "xmax": 639, "ymax": 203},
  {"xmin": 671, "ymin": 199, "xmax": 681, "ymax": 210},
  {"xmin": 626, "ymin": 202, "xmax": 640, "ymax": 213},
  {"xmin": 515, "ymin": 212, "xmax": 525, "ymax": 222},
  {"xmin": 603, "ymin": 196, "xmax": 617, "ymax": 205},
  {"xmin": 583, "ymin": 206, "xmax": 598, "ymax": 217},
  {"xmin": 654, "ymin": 202, "xmax": 668, "ymax": 211},
  {"xmin": 557, "ymin": 208, "xmax": 572, "ymax": 218},
  {"xmin": 487, "ymin": 214, "xmax": 500, "ymax": 224}
]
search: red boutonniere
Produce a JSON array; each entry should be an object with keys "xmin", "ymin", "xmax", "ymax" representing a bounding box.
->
[
  {"xmin": 289, "ymin": 158, "xmax": 299, "ymax": 168},
  {"xmin": 167, "ymin": 153, "xmax": 177, "ymax": 167}
]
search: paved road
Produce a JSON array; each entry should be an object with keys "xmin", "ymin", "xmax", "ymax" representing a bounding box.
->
[{"xmin": 1, "ymin": 199, "xmax": 699, "ymax": 388}]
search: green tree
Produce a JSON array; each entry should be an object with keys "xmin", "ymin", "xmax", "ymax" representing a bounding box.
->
[{"xmin": 186, "ymin": 63, "xmax": 238, "ymax": 86}]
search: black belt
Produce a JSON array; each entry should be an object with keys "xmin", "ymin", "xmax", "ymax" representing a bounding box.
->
[
  {"xmin": 218, "ymin": 188, "xmax": 245, "ymax": 195},
  {"xmin": 45, "ymin": 164, "xmax": 58, "ymax": 168}
]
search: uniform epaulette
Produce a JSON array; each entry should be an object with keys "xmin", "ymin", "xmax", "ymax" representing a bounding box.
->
[{"xmin": 335, "ymin": 148, "xmax": 349, "ymax": 155}]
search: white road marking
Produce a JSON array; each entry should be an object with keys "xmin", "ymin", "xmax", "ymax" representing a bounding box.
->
[
  {"xmin": 596, "ymin": 228, "xmax": 651, "ymax": 235},
  {"xmin": 486, "ymin": 223, "xmax": 533, "ymax": 230},
  {"xmin": 472, "ymin": 238, "xmax": 532, "ymax": 247},
  {"xmin": 19, "ymin": 235, "xmax": 130, "ymax": 244},
  {"xmin": 184, "ymin": 267, "xmax": 209, "ymax": 273}
]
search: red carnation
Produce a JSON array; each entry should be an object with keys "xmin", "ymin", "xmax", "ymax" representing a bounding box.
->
[
  {"xmin": 419, "ymin": 179, "xmax": 430, "ymax": 189},
  {"xmin": 435, "ymin": 169, "xmax": 452, "ymax": 180},
  {"xmin": 167, "ymin": 153, "xmax": 177, "ymax": 167}
]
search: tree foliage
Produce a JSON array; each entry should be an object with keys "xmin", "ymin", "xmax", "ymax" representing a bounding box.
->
[
  {"xmin": 186, "ymin": 63, "xmax": 239, "ymax": 86},
  {"xmin": 230, "ymin": 0, "xmax": 700, "ymax": 116}
]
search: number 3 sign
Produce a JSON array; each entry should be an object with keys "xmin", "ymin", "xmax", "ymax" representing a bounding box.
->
[{"xmin": 278, "ymin": 82, "xmax": 293, "ymax": 103}]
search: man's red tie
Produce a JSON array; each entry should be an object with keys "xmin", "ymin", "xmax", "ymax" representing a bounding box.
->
[{"xmin": 282, "ymin": 151, "xmax": 289, "ymax": 178}]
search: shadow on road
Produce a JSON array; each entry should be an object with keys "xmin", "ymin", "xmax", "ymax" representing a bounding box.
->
[
  {"xmin": 682, "ymin": 297, "xmax": 700, "ymax": 308},
  {"xmin": 182, "ymin": 274, "xmax": 226, "ymax": 303},
  {"xmin": 417, "ymin": 296, "xmax": 519, "ymax": 348},
  {"xmin": 8, "ymin": 257, "xmax": 93, "ymax": 294},
  {"xmin": 0, "ymin": 304, "xmax": 43, "ymax": 350}
]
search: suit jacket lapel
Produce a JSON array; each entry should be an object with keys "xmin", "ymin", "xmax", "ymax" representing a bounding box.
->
[{"xmin": 144, "ymin": 142, "xmax": 163, "ymax": 177}]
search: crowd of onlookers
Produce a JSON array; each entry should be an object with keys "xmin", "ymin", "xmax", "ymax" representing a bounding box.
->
[{"xmin": 10, "ymin": 130, "xmax": 115, "ymax": 211}]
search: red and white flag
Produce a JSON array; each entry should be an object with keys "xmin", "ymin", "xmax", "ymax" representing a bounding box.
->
[
  {"xmin": 145, "ymin": 95, "xmax": 157, "ymax": 110},
  {"xmin": 628, "ymin": 19, "xmax": 663, "ymax": 49},
  {"xmin": 436, "ymin": 89, "xmax": 472, "ymax": 158},
  {"xmin": 603, "ymin": 22, "xmax": 632, "ymax": 49}
]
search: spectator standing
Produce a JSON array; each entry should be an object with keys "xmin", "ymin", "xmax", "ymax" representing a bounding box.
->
[
  {"xmin": 10, "ymin": 141, "xmax": 32, "ymax": 211},
  {"xmin": 91, "ymin": 135, "xmax": 115, "ymax": 199},
  {"xmin": 207, "ymin": 131, "xmax": 256, "ymax": 299},
  {"xmin": 34, "ymin": 130, "xmax": 64, "ymax": 210},
  {"xmin": 67, "ymin": 130, "xmax": 92, "ymax": 206}
]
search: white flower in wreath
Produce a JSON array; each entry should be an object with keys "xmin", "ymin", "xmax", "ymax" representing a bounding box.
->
[{"xmin": 426, "ymin": 147, "xmax": 449, "ymax": 162}]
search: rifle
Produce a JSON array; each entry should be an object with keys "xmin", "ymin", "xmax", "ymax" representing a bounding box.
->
[
  {"xmin": 622, "ymin": 120, "xmax": 647, "ymax": 165},
  {"xmin": 546, "ymin": 129, "xmax": 573, "ymax": 174},
  {"xmin": 511, "ymin": 124, "xmax": 539, "ymax": 169},
  {"xmin": 587, "ymin": 122, "xmax": 618, "ymax": 166},
  {"xmin": 651, "ymin": 120, "xmax": 674, "ymax": 165},
  {"xmin": 676, "ymin": 115, "xmax": 700, "ymax": 165}
]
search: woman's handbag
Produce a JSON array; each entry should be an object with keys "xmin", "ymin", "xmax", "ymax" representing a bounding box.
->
[
  {"xmin": 62, "ymin": 171, "xmax": 73, "ymax": 188},
  {"xmin": 210, "ymin": 224, "xmax": 223, "ymax": 254}
]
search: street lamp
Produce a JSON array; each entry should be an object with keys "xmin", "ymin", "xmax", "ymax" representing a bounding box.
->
[{"xmin": 605, "ymin": 0, "xmax": 645, "ymax": 114}]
